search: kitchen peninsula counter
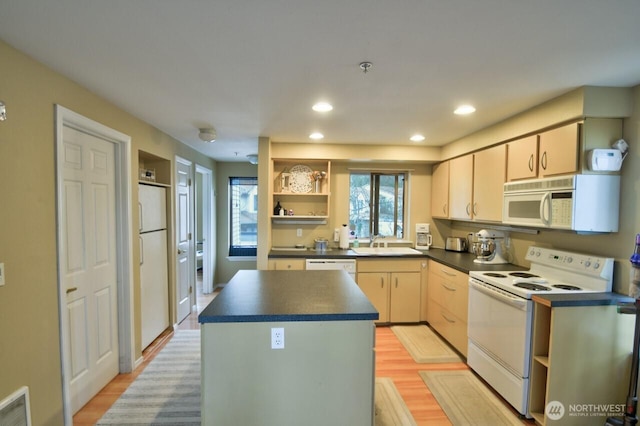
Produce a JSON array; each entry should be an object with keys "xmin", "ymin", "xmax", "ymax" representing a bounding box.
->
[{"xmin": 198, "ymin": 270, "xmax": 378, "ymax": 426}]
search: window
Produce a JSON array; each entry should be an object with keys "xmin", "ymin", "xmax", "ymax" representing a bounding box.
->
[
  {"xmin": 349, "ymin": 172, "xmax": 406, "ymax": 240},
  {"xmin": 229, "ymin": 177, "xmax": 258, "ymax": 256}
]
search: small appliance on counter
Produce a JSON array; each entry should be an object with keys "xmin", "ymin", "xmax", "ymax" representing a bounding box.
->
[
  {"xmin": 472, "ymin": 229, "xmax": 509, "ymax": 264},
  {"xmin": 445, "ymin": 237, "xmax": 467, "ymax": 252},
  {"xmin": 415, "ymin": 223, "xmax": 432, "ymax": 250}
]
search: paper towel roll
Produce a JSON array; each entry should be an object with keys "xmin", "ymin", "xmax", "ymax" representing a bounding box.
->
[{"xmin": 339, "ymin": 225, "xmax": 350, "ymax": 249}]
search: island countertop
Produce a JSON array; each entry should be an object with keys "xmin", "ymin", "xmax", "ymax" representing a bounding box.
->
[{"xmin": 198, "ymin": 270, "xmax": 379, "ymax": 323}]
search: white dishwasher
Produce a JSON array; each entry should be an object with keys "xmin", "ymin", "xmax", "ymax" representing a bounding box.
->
[{"xmin": 305, "ymin": 259, "xmax": 356, "ymax": 280}]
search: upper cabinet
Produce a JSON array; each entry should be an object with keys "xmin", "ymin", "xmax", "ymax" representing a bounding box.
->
[
  {"xmin": 448, "ymin": 155, "xmax": 474, "ymax": 220},
  {"xmin": 271, "ymin": 159, "xmax": 331, "ymax": 224},
  {"xmin": 506, "ymin": 135, "xmax": 538, "ymax": 181},
  {"xmin": 506, "ymin": 119, "xmax": 623, "ymax": 181},
  {"xmin": 538, "ymin": 122, "xmax": 579, "ymax": 177},
  {"xmin": 441, "ymin": 146, "xmax": 505, "ymax": 223},
  {"xmin": 472, "ymin": 145, "xmax": 506, "ymax": 222},
  {"xmin": 431, "ymin": 161, "xmax": 449, "ymax": 218}
]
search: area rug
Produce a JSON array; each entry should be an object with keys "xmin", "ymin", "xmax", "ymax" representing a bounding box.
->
[
  {"xmin": 375, "ymin": 377, "xmax": 417, "ymax": 426},
  {"xmin": 98, "ymin": 330, "xmax": 415, "ymax": 425},
  {"xmin": 419, "ymin": 370, "xmax": 523, "ymax": 426},
  {"xmin": 96, "ymin": 330, "xmax": 201, "ymax": 425},
  {"xmin": 391, "ymin": 325, "xmax": 463, "ymax": 363}
]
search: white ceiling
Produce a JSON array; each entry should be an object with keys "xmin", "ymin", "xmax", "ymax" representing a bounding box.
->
[{"xmin": 1, "ymin": 1, "xmax": 640, "ymax": 162}]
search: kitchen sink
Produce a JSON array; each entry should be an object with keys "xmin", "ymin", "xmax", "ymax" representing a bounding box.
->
[{"xmin": 351, "ymin": 247, "xmax": 423, "ymax": 255}]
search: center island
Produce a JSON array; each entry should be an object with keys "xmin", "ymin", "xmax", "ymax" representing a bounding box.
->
[{"xmin": 198, "ymin": 270, "xmax": 379, "ymax": 426}]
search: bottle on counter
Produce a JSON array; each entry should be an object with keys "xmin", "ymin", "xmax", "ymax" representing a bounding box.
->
[
  {"xmin": 630, "ymin": 233, "xmax": 640, "ymax": 298},
  {"xmin": 353, "ymin": 236, "xmax": 359, "ymax": 248},
  {"xmin": 274, "ymin": 201, "xmax": 282, "ymax": 216}
]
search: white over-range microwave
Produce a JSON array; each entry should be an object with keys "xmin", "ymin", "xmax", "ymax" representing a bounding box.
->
[{"xmin": 502, "ymin": 174, "xmax": 620, "ymax": 233}]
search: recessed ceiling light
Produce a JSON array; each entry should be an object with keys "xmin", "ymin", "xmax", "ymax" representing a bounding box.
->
[
  {"xmin": 309, "ymin": 132, "xmax": 324, "ymax": 140},
  {"xmin": 312, "ymin": 102, "xmax": 333, "ymax": 112},
  {"xmin": 454, "ymin": 105, "xmax": 476, "ymax": 115},
  {"xmin": 410, "ymin": 134, "xmax": 425, "ymax": 142}
]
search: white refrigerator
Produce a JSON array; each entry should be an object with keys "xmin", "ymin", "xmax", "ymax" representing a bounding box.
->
[{"xmin": 139, "ymin": 184, "xmax": 169, "ymax": 349}]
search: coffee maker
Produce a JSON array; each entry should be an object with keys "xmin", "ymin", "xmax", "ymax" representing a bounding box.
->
[{"xmin": 415, "ymin": 223, "xmax": 433, "ymax": 250}]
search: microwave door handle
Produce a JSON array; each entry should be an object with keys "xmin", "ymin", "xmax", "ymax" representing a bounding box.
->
[{"xmin": 540, "ymin": 192, "xmax": 552, "ymax": 226}]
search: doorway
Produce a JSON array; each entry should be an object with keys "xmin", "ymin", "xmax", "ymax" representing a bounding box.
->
[
  {"xmin": 55, "ymin": 105, "xmax": 134, "ymax": 424},
  {"xmin": 195, "ymin": 165, "xmax": 215, "ymax": 296}
]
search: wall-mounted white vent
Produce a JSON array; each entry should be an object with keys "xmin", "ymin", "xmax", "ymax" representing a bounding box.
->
[{"xmin": 0, "ymin": 386, "xmax": 31, "ymax": 426}]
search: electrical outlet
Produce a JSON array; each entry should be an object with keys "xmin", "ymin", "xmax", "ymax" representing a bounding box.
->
[
  {"xmin": 296, "ymin": 228, "xmax": 302, "ymax": 237},
  {"xmin": 0, "ymin": 263, "xmax": 4, "ymax": 286},
  {"xmin": 271, "ymin": 327, "xmax": 285, "ymax": 349}
]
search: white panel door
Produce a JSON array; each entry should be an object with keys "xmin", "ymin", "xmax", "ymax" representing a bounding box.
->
[
  {"xmin": 140, "ymin": 230, "xmax": 169, "ymax": 349},
  {"xmin": 176, "ymin": 159, "xmax": 193, "ymax": 323},
  {"xmin": 61, "ymin": 126, "xmax": 119, "ymax": 413}
]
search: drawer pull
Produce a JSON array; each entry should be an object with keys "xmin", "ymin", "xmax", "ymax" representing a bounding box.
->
[
  {"xmin": 441, "ymin": 283, "xmax": 456, "ymax": 292},
  {"xmin": 66, "ymin": 287, "xmax": 78, "ymax": 294},
  {"xmin": 441, "ymin": 312, "xmax": 456, "ymax": 323},
  {"xmin": 441, "ymin": 269, "xmax": 457, "ymax": 277}
]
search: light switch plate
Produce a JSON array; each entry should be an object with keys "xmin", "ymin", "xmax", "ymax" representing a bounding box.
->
[{"xmin": 0, "ymin": 263, "xmax": 5, "ymax": 286}]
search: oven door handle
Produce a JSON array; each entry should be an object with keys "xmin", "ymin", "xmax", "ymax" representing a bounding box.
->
[{"xmin": 469, "ymin": 280, "xmax": 528, "ymax": 310}]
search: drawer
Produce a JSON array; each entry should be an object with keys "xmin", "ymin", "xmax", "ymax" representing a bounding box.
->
[
  {"xmin": 267, "ymin": 259, "xmax": 305, "ymax": 270},
  {"xmin": 428, "ymin": 260, "xmax": 467, "ymax": 286},
  {"xmin": 427, "ymin": 299, "xmax": 467, "ymax": 357},
  {"xmin": 428, "ymin": 269, "xmax": 469, "ymax": 322}
]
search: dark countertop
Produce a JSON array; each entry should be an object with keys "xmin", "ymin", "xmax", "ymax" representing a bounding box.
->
[
  {"xmin": 532, "ymin": 292, "xmax": 634, "ymax": 308},
  {"xmin": 269, "ymin": 247, "xmax": 527, "ymax": 274},
  {"xmin": 198, "ymin": 270, "xmax": 379, "ymax": 323}
]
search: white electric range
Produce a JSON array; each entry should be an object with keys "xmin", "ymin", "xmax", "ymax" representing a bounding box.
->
[{"xmin": 467, "ymin": 246, "xmax": 614, "ymax": 418}]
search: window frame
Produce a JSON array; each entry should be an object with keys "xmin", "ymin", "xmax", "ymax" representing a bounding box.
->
[
  {"xmin": 349, "ymin": 171, "xmax": 407, "ymax": 240},
  {"xmin": 228, "ymin": 176, "xmax": 258, "ymax": 257}
]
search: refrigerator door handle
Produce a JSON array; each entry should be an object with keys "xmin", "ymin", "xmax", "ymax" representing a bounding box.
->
[
  {"xmin": 139, "ymin": 201, "xmax": 143, "ymax": 232},
  {"xmin": 139, "ymin": 236, "xmax": 144, "ymax": 266}
]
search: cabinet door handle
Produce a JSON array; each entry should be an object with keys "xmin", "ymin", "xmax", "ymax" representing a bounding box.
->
[
  {"xmin": 441, "ymin": 269, "xmax": 457, "ymax": 277},
  {"xmin": 541, "ymin": 151, "xmax": 547, "ymax": 170},
  {"xmin": 466, "ymin": 203, "xmax": 471, "ymax": 216},
  {"xmin": 66, "ymin": 287, "xmax": 78, "ymax": 294},
  {"xmin": 528, "ymin": 154, "xmax": 534, "ymax": 172},
  {"xmin": 473, "ymin": 202, "xmax": 478, "ymax": 216},
  {"xmin": 441, "ymin": 312, "xmax": 456, "ymax": 323},
  {"xmin": 380, "ymin": 277, "xmax": 384, "ymax": 288},
  {"xmin": 441, "ymin": 283, "xmax": 456, "ymax": 292},
  {"xmin": 443, "ymin": 204, "xmax": 447, "ymax": 215},
  {"xmin": 395, "ymin": 277, "xmax": 398, "ymax": 288}
]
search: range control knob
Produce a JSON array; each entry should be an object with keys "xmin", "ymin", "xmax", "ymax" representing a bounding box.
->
[
  {"xmin": 594, "ymin": 262, "xmax": 600, "ymax": 269},
  {"xmin": 585, "ymin": 261, "xmax": 591, "ymax": 268},
  {"xmin": 566, "ymin": 257, "xmax": 573, "ymax": 264}
]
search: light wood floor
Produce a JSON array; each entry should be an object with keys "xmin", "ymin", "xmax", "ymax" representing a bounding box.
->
[{"xmin": 74, "ymin": 277, "xmax": 533, "ymax": 425}]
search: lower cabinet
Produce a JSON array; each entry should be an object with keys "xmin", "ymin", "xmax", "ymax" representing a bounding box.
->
[
  {"xmin": 426, "ymin": 259, "xmax": 469, "ymax": 356},
  {"xmin": 267, "ymin": 258, "xmax": 305, "ymax": 270},
  {"xmin": 357, "ymin": 259, "xmax": 423, "ymax": 324}
]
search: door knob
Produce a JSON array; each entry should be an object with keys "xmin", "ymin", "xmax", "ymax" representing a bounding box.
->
[{"xmin": 178, "ymin": 249, "xmax": 185, "ymax": 255}]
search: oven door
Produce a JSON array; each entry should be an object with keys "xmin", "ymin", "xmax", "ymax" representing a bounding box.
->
[
  {"xmin": 502, "ymin": 191, "xmax": 551, "ymax": 228},
  {"xmin": 467, "ymin": 279, "xmax": 532, "ymax": 377}
]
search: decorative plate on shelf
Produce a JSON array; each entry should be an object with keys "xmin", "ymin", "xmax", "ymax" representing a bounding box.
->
[{"xmin": 289, "ymin": 164, "xmax": 313, "ymax": 193}]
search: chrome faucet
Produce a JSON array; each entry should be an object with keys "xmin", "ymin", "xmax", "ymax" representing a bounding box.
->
[{"xmin": 370, "ymin": 234, "xmax": 385, "ymax": 248}]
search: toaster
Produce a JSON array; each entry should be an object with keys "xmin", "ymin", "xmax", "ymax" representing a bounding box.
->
[{"xmin": 445, "ymin": 237, "xmax": 468, "ymax": 252}]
